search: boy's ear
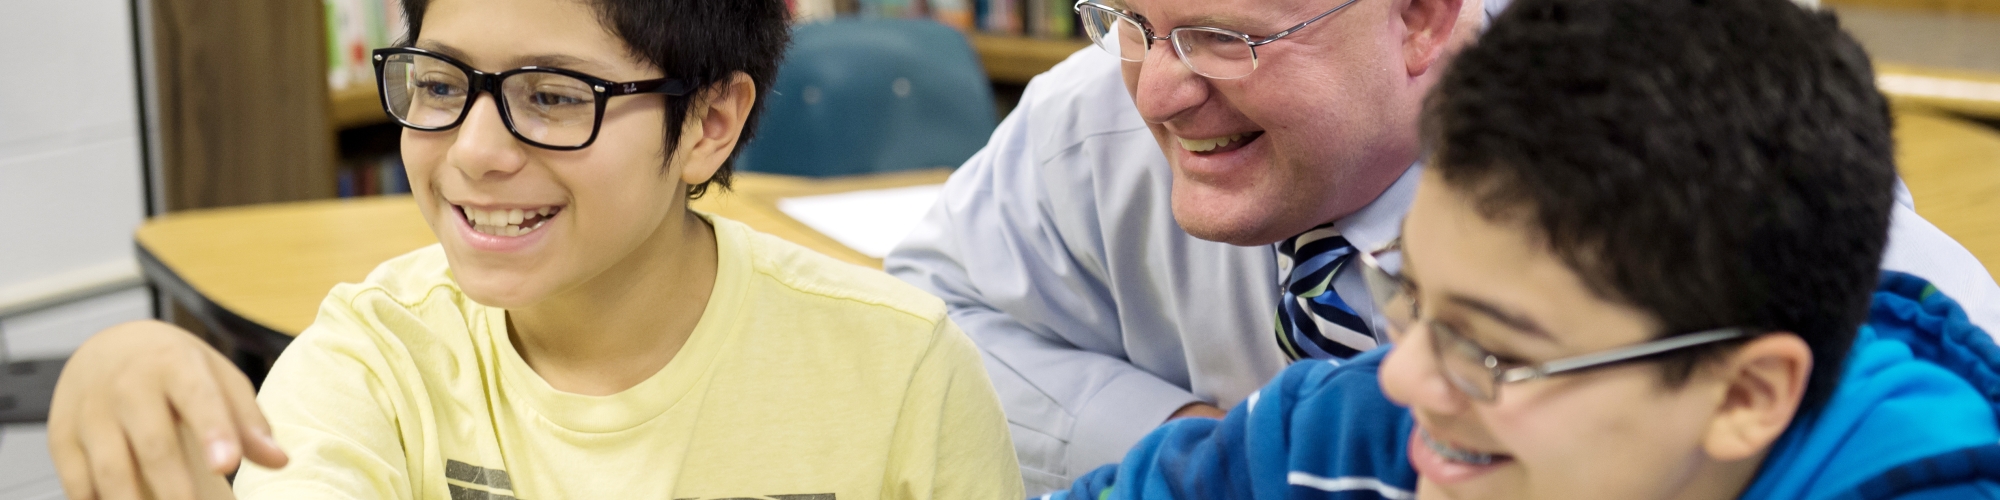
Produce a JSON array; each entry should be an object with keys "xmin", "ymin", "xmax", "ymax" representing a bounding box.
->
[
  {"xmin": 1702, "ymin": 333, "xmax": 1813, "ymax": 461},
  {"xmin": 679, "ymin": 72, "xmax": 757, "ymax": 187}
]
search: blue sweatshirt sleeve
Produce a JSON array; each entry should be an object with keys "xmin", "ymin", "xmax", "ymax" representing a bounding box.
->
[{"xmin": 1041, "ymin": 350, "xmax": 1419, "ymax": 500}]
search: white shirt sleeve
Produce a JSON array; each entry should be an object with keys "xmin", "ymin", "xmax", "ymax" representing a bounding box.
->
[
  {"xmin": 1882, "ymin": 200, "xmax": 2000, "ymax": 333},
  {"xmin": 886, "ymin": 48, "xmax": 1288, "ymax": 495}
]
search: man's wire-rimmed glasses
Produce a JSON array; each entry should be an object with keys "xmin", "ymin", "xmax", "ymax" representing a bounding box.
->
[
  {"xmin": 372, "ymin": 47, "xmax": 694, "ymax": 150},
  {"xmin": 1073, "ymin": 0, "xmax": 1364, "ymax": 80},
  {"xmin": 1355, "ymin": 238, "xmax": 1752, "ymax": 403}
]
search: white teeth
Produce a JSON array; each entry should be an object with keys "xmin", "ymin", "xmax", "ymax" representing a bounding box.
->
[
  {"xmin": 1178, "ymin": 133, "xmax": 1246, "ymax": 153},
  {"xmin": 458, "ymin": 205, "xmax": 559, "ymax": 237}
]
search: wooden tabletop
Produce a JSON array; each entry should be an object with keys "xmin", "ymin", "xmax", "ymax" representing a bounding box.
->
[
  {"xmin": 1894, "ymin": 110, "xmax": 2000, "ymax": 280},
  {"xmin": 135, "ymin": 168, "xmax": 953, "ymax": 337},
  {"xmin": 1831, "ymin": 4, "xmax": 2000, "ymax": 120}
]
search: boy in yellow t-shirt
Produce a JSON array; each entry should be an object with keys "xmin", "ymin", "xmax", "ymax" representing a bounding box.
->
[
  {"xmin": 45, "ymin": 0, "xmax": 1022, "ymax": 498},
  {"xmin": 239, "ymin": 216, "xmax": 1013, "ymax": 499}
]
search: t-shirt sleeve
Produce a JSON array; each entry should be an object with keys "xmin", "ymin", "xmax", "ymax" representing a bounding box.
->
[
  {"xmin": 232, "ymin": 290, "xmax": 418, "ymax": 500},
  {"xmin": 881, "ymin": 319, "xmax": 1027, "ymax": 499}
]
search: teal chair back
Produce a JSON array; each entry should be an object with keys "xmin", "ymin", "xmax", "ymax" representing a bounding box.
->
[{"xmin": 737, "ymin": 18, "xmax": 997, "ymax": 177}]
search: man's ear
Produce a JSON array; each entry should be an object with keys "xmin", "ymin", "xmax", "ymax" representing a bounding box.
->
[
  {"xmin": 1401, "ymin": 0, "xmax": 1466, "ymax": 77},
  {"xmin": 679, "ymin": 72, "xmax": 757, "ymax": 186},
  {"xmin": 1702, "ymin": 334, "xmax": 1813, "ymax": 461}
]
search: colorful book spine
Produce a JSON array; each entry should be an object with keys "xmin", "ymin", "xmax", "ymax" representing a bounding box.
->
[
  {"xmin": 325, "ymin": 0, "xmax": 410, "ymax": 91},
  {"xmin": 1045, "ymin": 0, "xmax": 1075, "ymax": 37},
  {"xmin": 930, "ymin": 0, "xmax": 974, "ymax": 30},
  {"xmin": 980, "ymin": 0, "xmax": 1022, "ymax": 34}
]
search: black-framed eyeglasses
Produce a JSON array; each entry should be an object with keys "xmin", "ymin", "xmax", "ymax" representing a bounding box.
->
[
  {"xmin": 371, "ymin": 47, "xmax": 694, "ymax": 150},
  {"xmin": 1356, "ymin": 238, "xmax": 1752, "ymax": 403},
  {"xmin": 1073, "ymin": 0, "xmax": 1364, "ymax": 80}
]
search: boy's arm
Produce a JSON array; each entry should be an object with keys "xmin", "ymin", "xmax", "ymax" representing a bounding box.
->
[
  {"xmin": 1044, "ymin": 353, "xmax": 1418, "ymax": 500},
  {"xmin": 47, "ymin": 320, "xmax": 288, "ymax": 500},
  {"xmin": 885, "ymin": 320, "xmax": 1027, "ymax": 499}
]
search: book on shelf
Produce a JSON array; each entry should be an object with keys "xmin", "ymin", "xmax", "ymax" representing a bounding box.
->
[
  {"xmin": 930, "ymin": 0, "xmax": 974, "ymax": 29},
  {"xmin": 789, "ymin": 0, "xmax": 1078, "ymax": 38},
  {"xmin": 337, "ymin": 153, "xmax": 409, "ymax": 198},
  {"xmin": 325, "ymin": 0, "xmax": 410, "ymax": 93}
]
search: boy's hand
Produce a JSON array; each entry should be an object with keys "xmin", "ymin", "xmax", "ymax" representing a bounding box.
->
[{"xmin": 46, "ymin": 320, "xmax": 289, "ymax": 499}]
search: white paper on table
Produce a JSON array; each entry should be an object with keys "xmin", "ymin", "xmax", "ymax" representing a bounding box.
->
[{"xmin": 776, "ymin": 184, "xmax": 944, "ymax": 259}]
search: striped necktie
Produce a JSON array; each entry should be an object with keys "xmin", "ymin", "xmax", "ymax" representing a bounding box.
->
[{"xmin": 1275, "ymin": 225, "xmax": 1377, "ymax": 361}]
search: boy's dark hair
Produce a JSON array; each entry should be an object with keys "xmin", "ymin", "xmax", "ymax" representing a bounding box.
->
[
  {"xmin": 400, "ymin": 0, "xmax": 791, "ymax": 198},
  {"xmin": 1424, "ymin": 0, "xmax": 1895, "ymax": 415}
]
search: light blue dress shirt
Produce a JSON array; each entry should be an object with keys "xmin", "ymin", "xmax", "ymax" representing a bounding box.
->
[{"xmin": 887, "ymin": 8, "xmax": 2000, "ymax": 495}]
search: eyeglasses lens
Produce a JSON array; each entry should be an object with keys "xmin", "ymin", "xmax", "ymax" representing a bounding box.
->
[
  {"xmin": 1431, "ymin": 323, "xmax": 1500, "ymax": 402},
  {"xmin": 1170, "ymin": 28, "xmax": 1256, "ymax": 79},
  {"xmin": 381, "ymin": 53, "xmax": 468, "ymax": 129},
  {"xmin": 379, "ymin": 52, "xmax": 601, "ymax": 148},
  {"xmin": 1078, "ymin": 6, "xmax": 1149, "ymax": 62},
  {"xmin": 499, "ymin": 72, "xmax": 598, "ymax": 147},
  {"xmin": 1360, "ymin": 257, "xmax": 1416, "ymax": 338}
]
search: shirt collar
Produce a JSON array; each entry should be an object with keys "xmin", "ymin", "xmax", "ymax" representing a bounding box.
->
[{"xmin": 1331, "ymin": 161, "xmax": 1421, "ymax": 256}]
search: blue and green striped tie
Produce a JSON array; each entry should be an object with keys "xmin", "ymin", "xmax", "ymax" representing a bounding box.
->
[{"xmin": 1275, "ymin": 225, "xmax": 1377, "ymax": 361}]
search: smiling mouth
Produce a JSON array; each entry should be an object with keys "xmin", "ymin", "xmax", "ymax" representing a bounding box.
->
[
  {"xmin": 457, "ymin": 204, "xmax": 564, "ymax": 237},
  {"xmin": 1419, "ymin": 429, "xmax": 1510, "ymax": 466},
  {"xmin": 1176, "ymin": 131, "xmax": 1264, "ymax": 155}
]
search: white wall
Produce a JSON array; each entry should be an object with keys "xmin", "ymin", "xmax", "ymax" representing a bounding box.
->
[{"xmin": 0, "ymin": 0, "xmax": 153, "ymax": 359}]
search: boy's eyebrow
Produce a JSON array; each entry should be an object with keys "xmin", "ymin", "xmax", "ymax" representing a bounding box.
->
[
  {"xmin": 416, "ymin": 40, "xmax": 469, "ymax": 60},
  {"xmin": 517, "ymin": 54, "xmax": 610, "ymax": 73},
  {"xmin": 413, "ymin": 41, "xmax": 613, "ymax": 74},
  {"xmin": 1445, "ymin": 294, "xmax": 1555, "ymax": 342}
]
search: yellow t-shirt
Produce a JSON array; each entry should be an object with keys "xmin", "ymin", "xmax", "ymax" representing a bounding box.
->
[{"xmin": 235, "ymin": 214, "xmax": 1023, "ymax": 499}]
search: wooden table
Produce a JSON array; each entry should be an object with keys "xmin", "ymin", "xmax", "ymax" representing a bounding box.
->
[
  {"xmin": 1832, "ymin": 4, "xmax": 2000, "ymax": 120},
  {"xmin": 135, "ymin": 169, "xmax": 953, "ymax": 366},
  {"xmin": 1895, "ymin": 111, "xmax": 2000, "ymax": 280}
]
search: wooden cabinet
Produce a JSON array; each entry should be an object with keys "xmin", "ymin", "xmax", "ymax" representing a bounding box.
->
[{"xmin": 144, "ymin": 0, "xmax": 338, "ymax": 211}]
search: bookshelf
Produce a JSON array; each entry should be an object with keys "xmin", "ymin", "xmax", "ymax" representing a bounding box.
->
[
  {"xmin": 146, "ymin": 0, "xmax": 337, "ymax": 211},
  {"xmin": 323, "ymin": 33, "xmax": 1086, "ymax": 133},
  {"xmin": 319, "ymin": 0, "xmax": 1094, "ymax": 195},
  {"xmin": 330, "ymin": 85, "xmax": 389, "ymax": 130},
  {"xmin": 969, "ymin": 34, "xmax": 1090, "ymax": 84}
]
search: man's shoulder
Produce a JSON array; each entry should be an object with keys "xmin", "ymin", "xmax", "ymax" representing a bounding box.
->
[{"xmin": 1883, "ymin": 204, "xmax": 2000, "ymax": 332}]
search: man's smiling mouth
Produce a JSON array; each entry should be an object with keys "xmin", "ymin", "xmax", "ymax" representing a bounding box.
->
[
  {"xmin": 1177, "ymin": 131, "xmax": 1265, "ymax": 155},
  {"xmin": 457, "ymin": 204, "xmax": 564, "ymax": 237}
]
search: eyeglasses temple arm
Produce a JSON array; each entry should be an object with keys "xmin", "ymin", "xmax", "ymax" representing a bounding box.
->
[
  {"xmin": 1497, "ymin": 328, "xmax": 1748, "ymax": 384},
  {"xmin": 604, "ymin": 78, "xmax": 695, "ymax": 97},
  {"xmin": 1251, "ymin": 0, "xmax": 1364, "ymax": 46}
]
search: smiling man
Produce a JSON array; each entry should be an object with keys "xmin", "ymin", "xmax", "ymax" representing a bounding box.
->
[
  {"xmin": 1045, "ymin": 0, "xmax": 2000, "ymax": 498},
  {"xmin": 885, "ymin": 0, "xmax": 2000, "ymax": 494}
]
